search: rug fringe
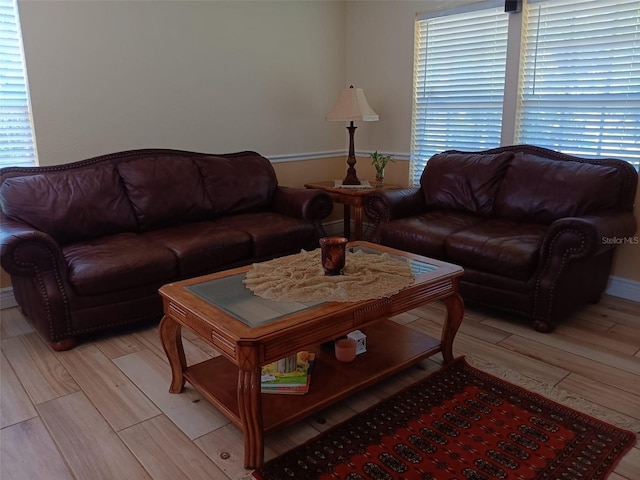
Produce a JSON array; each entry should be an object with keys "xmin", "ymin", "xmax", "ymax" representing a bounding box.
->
[{"xmin": 465, "ymin": 355, "xmax": 640, "ymax": 434}]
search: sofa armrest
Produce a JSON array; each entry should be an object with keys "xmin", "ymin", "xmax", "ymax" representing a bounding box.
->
[
  {"xmin": 364, "ymin": 188, "xmax": 425, "ymax": 242},
  {"xmin": 531, "ymin": 211, "xmax": 636, "ymax": 331},
  {"xmin": 272, "ymin": 186, "xmax": 333, "ymax": 221},
  {"xmin": 0, "ymin": 215, "xmax": 68, "ymax": 278},
  {"xmin": 541, "ymin": 212, "xmax": 637, "ymax": 261}
]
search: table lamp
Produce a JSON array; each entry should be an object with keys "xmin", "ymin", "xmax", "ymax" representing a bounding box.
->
[{"xmin": 326, "ymin": 85, "xmax": 379, "ymax": 185}]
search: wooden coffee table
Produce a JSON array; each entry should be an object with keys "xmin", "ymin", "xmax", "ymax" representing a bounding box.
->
[{"xmin": 158, "ymin": 241, "xmax": 464, "ymax": 468}]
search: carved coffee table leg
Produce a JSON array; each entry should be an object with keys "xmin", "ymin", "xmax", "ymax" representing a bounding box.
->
[
  {"xmin": 159, "ymin": 315, "xmax": 187, "ymax": 393},
  {"xmin": 441, "ymin": 292, "xmax": 465, "ymax": 363},
  {"xmin": 238, "ymin": 367, "xmax": 264, "ymax": 468},
  {"xmin": 237, "ymin": 346, "xmax": 264, "ymax": 468}
]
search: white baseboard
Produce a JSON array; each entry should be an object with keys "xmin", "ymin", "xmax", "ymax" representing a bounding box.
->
[
  {"xmin": 1, "ymin": 287, "xmax": 17, "ymax": 310},
  {"xmin": 605, "ymin": 276, "xmax": 640, "ymax": 302},
  {"xmin": 322, "ymin": 220, "xmax": 345, "ymax": 237},
  {"xmin": 322, "ymin": 220, "xmax": 375, "ymax": 238}
]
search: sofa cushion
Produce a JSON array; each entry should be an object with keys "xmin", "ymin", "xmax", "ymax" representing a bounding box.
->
[
  {"xmin": 218, "ymin": 212, "xmax": 318, "ymax": 258},
  {"xmin": 494, "ymin": 153, "xmax": 622, "ymax": 224},
  {"xmin": 63, "ymin": 233, "xmax": 178, "ymax": 295},
  {"xmin": 142, "ymin": 221, "xmax": 253, "ymax": 277},
  {"xmin": 420, "ymin": 151, "xmax": 513, "ymax": 215},
  {"xmin": 195, "ymin": 153, "xmax": 278, "ymax": 216},
  {"xmin": 379, "ymin": 211, "xmax": 484, "ymax": 259},
  {"xmin": 117, "ymin": 154, "xmax": 211, "ymax": 230},
  {"xmin": 0, "ymin": 164, "xmax": 137, "ymax": 244},
  {"xmin": 445, "ymin": 220, "xmax": 548, "ymax": 280}
]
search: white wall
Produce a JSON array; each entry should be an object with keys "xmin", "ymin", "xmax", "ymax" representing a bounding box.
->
[
  {"xmin": 17, "ymin": 0, "xmax": 487, "ymax": 165},
  {"xmin": 18, "ymin": 0, "xmax": 347, "ymax": 166}
]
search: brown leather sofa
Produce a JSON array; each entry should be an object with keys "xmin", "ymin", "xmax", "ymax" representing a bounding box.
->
[
  {"xmin": 0, "ymin": 149, "xmax": 333, "ymax": 350},
  {"xmin": 364, "ymin": 145, "xmax": 638, "ymax": 332}
]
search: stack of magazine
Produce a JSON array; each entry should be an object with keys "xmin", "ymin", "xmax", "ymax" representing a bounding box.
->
[{"xmin": 260, "ymin": 351, "xmax": 315, "ymax": 395}]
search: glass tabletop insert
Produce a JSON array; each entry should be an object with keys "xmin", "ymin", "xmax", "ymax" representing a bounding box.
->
[{"xmin": 186, "ymin": 274, "xmax": 321, "ymax": 327}]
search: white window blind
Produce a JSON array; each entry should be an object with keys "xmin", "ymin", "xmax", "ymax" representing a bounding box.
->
[
  {"xmin": 411, "ymin": 1, "xmax": 509, "ymax": 185},
  {"xmin": 517, "ymin": 0, "xmax": 640, "ymax": 168},
  {"xmin": 0, "ymin": 0, "xmax": 37, "ymax": 168}
]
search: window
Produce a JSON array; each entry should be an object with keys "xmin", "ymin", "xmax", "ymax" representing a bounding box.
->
[
  {"xmin": 517, "ymin": 0, "xmax": 640, "ymax": 168},
  {"xmin": 411, "ymin": 0, "xmax": 509, "ymax": 185},
  {"xmin": 0, "ymin": 0, "xmax": 37, "ymax": 168},
  {"xmin": 411, "ymin": 0, "xmax": 640, "ymax": 184}
]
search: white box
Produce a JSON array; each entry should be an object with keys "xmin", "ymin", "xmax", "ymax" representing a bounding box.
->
[{"xmin": 347, "ymin": 330, "xmax": 367, "ymax": 355}]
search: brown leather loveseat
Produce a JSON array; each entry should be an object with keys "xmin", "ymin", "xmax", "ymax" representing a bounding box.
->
[
  {"xmin": 364, "ymin": 145, "xmax": 638, "ymax": 332},
  {"xmin": 0, "ymin": 149, "xmax": 333, "ymax": 350}
]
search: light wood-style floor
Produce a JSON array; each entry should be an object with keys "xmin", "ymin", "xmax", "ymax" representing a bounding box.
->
[{"xmin": 1, "ymin": 295, "xmax": 638, "ymax": 480}]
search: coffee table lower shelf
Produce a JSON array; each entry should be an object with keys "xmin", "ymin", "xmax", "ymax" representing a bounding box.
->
[{"xmin": 182, "ymin": 319, "xmax": 441, "ymax": 435}]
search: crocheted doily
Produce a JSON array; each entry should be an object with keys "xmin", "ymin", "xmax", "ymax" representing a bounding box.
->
[{"xmin": 244, "ymin": 249, "xmax": 414, "ymax": 302}]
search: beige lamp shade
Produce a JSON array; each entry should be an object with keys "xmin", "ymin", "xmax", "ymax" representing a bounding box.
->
[{"xmin": 326, "ymin": 86, "xmax": 379, "ymax": 122}]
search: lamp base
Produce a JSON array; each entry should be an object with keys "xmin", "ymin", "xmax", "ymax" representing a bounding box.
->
[
  {"xmin": 343, "ymin": 123, "xmax": 361, "ymax": 185},
  {"xmin": 342, "ymin": 165, "xmax": 361, "ymax": 185}
]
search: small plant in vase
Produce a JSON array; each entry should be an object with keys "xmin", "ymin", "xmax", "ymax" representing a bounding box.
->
[{"xmin": 370, "ymin": 151, "xmax": 394, "ymax": 186}]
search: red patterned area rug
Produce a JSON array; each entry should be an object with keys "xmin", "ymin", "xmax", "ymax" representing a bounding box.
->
[{"xmin": 252, "ymin": 357, "xmax": 636, "ymax": 480}]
